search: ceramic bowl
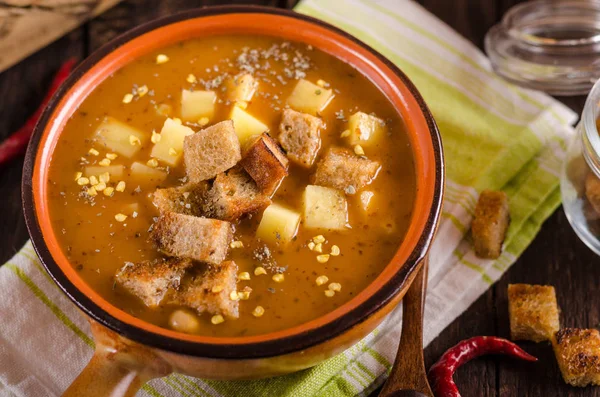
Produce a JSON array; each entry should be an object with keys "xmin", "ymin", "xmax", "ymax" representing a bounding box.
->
[{"xmin": 22, "ymin": 6, "xmax": 444, "ymax": 396}]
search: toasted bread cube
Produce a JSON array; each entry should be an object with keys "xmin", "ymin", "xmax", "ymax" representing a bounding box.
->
[
  {"xmin": 287, "ymin": 79, "xmax": 333, "ymax": 115},
  {"xmin": 151, "ymin": 118, "xmax": 195, "ymax": 166},
  {"xmin": 553, "ymin": 328, "xmax": 600, "ymax": 387},
  {"xmin": 170, "ymin": 261, "xmax": 239, "ymax": 318},
  {"xmin": 180, "ymin": 89, "xmax": 216, "ymax": 121},
  {"xmin": 150, "ymin": 212, "xmax": 233, "ymax": 265},
  {"xmin": 229, "ymin": 105, "xmax": 269, "ymax": 146},
  {"xmin": 508, "ymin": 284, "xmax": 559, "ymax": 343},
  {"xmin": 203, "ymin": 167, "xmax": 271, "ymax": 222},
  {"xmin": 313, "ymin": 147, "xmax": 381, "ymax": 193},
  {"xmin": 84, "ymin": 165, "xmax": 125, "ymax": 180},
  {"xmin": 472, "ymin": 190, "xmax": 510, "ymax": 259},
  {"xmin": 585, "ymin": 172, "xmax": 600, "ymax": 215},
  {"xmin": 130, "ymin": 162, "xmax": 167, "ymax": 184},
  {"xmin": 239, "ymin": 133, "xmax": 289, "ymax": 195},
  {"xmin": 345, "ymin": 112, "xmax": 386, "ymax": 147},
  {"xmin": 256, "ymin": 203, "xmax": 300, "ymax": 244},
  {"xmin": 152, "ymin": 182, "xmax": 208, "ymax": 216},
  {"xmin": 115, "ymin": 257, "xmax": 192, "ymax": 308},
  {"xmin": 278, "ymin": 109, "xmax": 323, "ymax": 168},
  {"xmin": 303, "ymin": 185, "xmax": 348, "ymax": 230},
  {"xmin": 94, "ymin": 117, "xmax": 147, "ymax": 158},
  {"xmin": 225, "ymin": 73, "xmax": 257, "ymax": 103},
  {"xmin": 183, "ymin": 120, "xmax": 241, "ymax": 183}
]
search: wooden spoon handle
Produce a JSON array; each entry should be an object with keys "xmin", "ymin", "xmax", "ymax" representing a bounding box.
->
[{"xmin": 379, "ymin": 257, "xmax": 433, "ymax": 397}]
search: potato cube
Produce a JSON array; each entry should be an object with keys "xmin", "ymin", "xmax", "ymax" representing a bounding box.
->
[
  {"xmin": 130, "ymin": 162, "xmax": 167, "ymax": 183},
  {"xmin": 303, "ymin": 185, "xmax": 348, "ymax": 230},
  {"xmin": 226, "ymin": 73, "xmax": 257, "ymax": 103},
  {"xmin": 508, "ymin": 284, "xmax": 559, "ymax": 343},
  {"xmin": 256, "ymin": 203, "xmax": 300, "ymax": 244},
  {"xmin": 94, "ymin": 117, "xmax": 147, "ymax": 158},
  {"xmin": 345, "ymin": 112, "xmax": 386, "ymax": 147},
  {"xmin": 553, "ymin": 328, "xmax": 600, "ymax": 387},
  {"xmin": 287, "ymin": 79, "xmax": 333, "ymax": 115},
  {"xmin": 151, "ymin": 118, "xmax": 194, "ymax": 166},
  {"xmin": 230, "ymin": 105, "xmax": 269, "ymax": 146},
  {"xmin": 84, "ymin": 165, "xmax": 125, "ymax": 180},
  {"xmin": 180, "ymin": 89, "xmax": 216, "ymax": 121}
]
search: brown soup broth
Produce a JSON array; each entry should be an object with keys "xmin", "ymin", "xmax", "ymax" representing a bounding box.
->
[{"xmin": 47, "ymin": 35, "xmax": 416, "ymax": 337}]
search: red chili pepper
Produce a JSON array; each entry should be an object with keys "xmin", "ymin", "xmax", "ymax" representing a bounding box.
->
[
  {"xmin": 0, "ymin": 58, "xmax": 76, "ymax": 165},
  {"xmin": 428, "ymin": 336, "xmax": 537, "ymax": 397}
]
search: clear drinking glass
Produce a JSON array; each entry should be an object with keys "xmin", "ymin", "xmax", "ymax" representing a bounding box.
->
[
  {"xmin": 561, "ymin": 78, "xmax": 600, "ymax": 254},
  {"xmin": 486, "ymin": 0, "xmax": 600, "ymax": 95}
]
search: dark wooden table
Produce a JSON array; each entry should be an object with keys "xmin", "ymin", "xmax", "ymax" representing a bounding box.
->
[{"xmin": 1, "ymin": 1, "xmax": 597, "ymax": 396}]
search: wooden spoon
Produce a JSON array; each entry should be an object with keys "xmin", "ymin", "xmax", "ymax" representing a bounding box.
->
[{"xmin": 379, "ymin": 257, "xmax": 433, "ymax": 397}]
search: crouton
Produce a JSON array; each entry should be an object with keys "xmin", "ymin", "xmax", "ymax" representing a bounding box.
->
[
  {"xmin": 278, "ymin": 108, "xmax": 323, "ymax": 168},
  {"xmin": 203, "ymin": 167, "xmax": 271, "ymax": 221},
  {"xmin": 508, "ymin": 284, "xmax": 560, "ymax": 342},
  {"xmin": 553, "ymin": 328, "xmax": 600, "ymax": 387},
  {"xmin": 585, "ymin": 172, "xmax": 600, "ymax": 215},
  {"xmin": 472, "ymin": 190, "xmax": 510, "ymax": 259},
  {"xmin": 239, "ymin": 133, "xmax": 289, "ymax": 195},
  {"xmin": 152, "ymin": 182, "xmax": 208, "ymax": 216},
  {"xmin": 313, "ymin": 147, "xmax": 380, "ymax": 194},
  {"xmin": 170, "ymin": 260, "xmax": 239, "ymax": 318},
  {"xmin": 150, "ymin": 212, "xmax": 232, "ymax": 265},
  {"xmin": 183, "ymin": 120, "xmax": 241, "ymax": 183},
  {"xmin": 115, "ymin": 257, "xmax": 192, "ymax": 308}
]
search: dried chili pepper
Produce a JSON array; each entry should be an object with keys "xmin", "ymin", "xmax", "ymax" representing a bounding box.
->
[
  {"xmin": 428, "ymin": 336, "xmax": 537, "ymax": 397},
  {"xmin": 0, "ymin": 58, "xmax": 76, "ymax": 165}
]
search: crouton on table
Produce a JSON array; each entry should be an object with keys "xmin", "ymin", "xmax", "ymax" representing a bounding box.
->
[
  {"xmin": 508, "ymin": 284, "xmax": 559, "ymax": 342},
  {"xmin": 150, "ymin": 212, "xmax": 232, "ymax": 265},
  {"xmin": 203, "ymin": 167, "xmax": 271, "ymax": 221},
  {"xmin": 152, "ymin": 182, "xmax": 208, "ymax": 216},
  {"xmin": 313, "ymin": 147, "xmax": 380, "ymax": 194},
  {"xmin": 553, "ymin": 328, "xmax": 600, "ymax": 387},
  {"xmin": 115, "ymin": 257, "xmax": 192, "ymax": 308},
  {"xmin": 170, "ymin": 260, "xmax": 239, "ymax": 318},
  {"xmin": 183, "ymin": 120, "xmax": 241, "ymax": 183},
  {"xmin": 472, "ymin": 190, "xmax": 510, "ymax": 259},
  {"xmin": 278, "ymin": 108, "xmax": 323, "ymax": 168},
  {"xmin": 240, "ymin": 132, "xmax": 289, "ymax": 195}
]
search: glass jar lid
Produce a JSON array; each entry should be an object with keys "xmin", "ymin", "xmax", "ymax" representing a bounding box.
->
[{"xmin": 485, "ymin": 0, "xmax": 600, "ymax": 96}]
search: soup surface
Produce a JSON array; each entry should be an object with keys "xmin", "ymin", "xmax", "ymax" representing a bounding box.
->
[{"xmin": 48, "ymin": 35, "xmax": 416, "ymax": 337}]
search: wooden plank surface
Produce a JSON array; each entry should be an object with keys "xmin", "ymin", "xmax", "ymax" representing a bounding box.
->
[{"xmin": 0, "ymin": 1, "xmax": 597, "ymax": 396}]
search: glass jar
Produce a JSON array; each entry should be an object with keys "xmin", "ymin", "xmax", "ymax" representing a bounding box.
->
[
  {"xmin": 561, "ymin": 78, "xmax": 600, "ymax": 254},
  {"xmin": 485, "ymin": 0, "xmax": 600, "ymax": 96}
]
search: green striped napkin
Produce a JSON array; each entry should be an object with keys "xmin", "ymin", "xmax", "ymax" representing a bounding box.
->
[{"xmin": 0, "ymin": 1, "xmax": 577, "ymax": 396}]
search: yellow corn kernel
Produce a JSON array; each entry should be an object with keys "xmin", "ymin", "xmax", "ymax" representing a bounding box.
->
[
  {"xmin": 76, "ymin": 177, "xmax": 90, "ymax": 186},
  {"xmin": 88, "ymin": 148, "xmax": 99, "ymax": 156},
  {"xmin": 314, "ymin": 243, "xmax": 323, "ymax": 253},
  {"xmin": 229, "ymin": 291, "xmax": 240, "ymax": 301},
  {"xmin": 328, "ymin": 282, "xmax": 342, "ymax": 292},
  {"xmin": 330, "ymin": 245, "xmax": 340, "ymax": 256},
  {"xmin": 252, "ymin": 306, "xmax": 265, "ymax": 317},
  {"xmin": 308, "ymin": 241, "xmax": 315, "ymax": 251},
  {"xmin": 156, "ymin": 54, "xmax": 169, "ymax": 64},
  {"xmin": 137, "ymin": 85, "xmax": 148, "ymax": 97},
  {"xmin": 211, "ymin": 314, "xmax": 225, "ymax": 325},
  {"xmin": 238, "ymin": 272, "xmax": 251, "ymax": 281},
  {"xmin": 103, "ymin": 187, "xmax": 115, "ymax": 196},
  {"xmin": 99, "ymin": 172, "xmax": 110, "ymax": 184},
  {"xmin": 254, "ymin": 267, "xmax": 267, "ymax": 276},
  {"xmin": 325, "ymin": 290, "xmax": 335, "ymax": 297},
  {"xmin": 198, "ymin": 117, "xmax": 209, "ymax": 126},
  {"xmin": 340, "ymin": 130, "xmax": 351, "ymax": 138},
  {"xmin": 272, "ymin": 274, "xmax": 284, "ymax": 283},
  {"xmin": 230, "ymin": 240, "xmax": 244, "ymax": 249},
  {"xmin": 238, "ymin": 290, "xmax": 251, "ymax": 300},
  {"xmin": 89, "ymin": 175, "xmax": 99, "ymax": 186},
  {"xmin": 211, "ymin": 285, "xmax": 224, "ymax": 293},
  {"xmin": 122, "ymin": 93, "xmax": 133, "ymax": 104},
  {"xmin": 186, "ymin": 74, "xmax": 197, "ymax": 84},
  {"xmin": 354, "ymin": 145, "xmax": 365, "ymax": 156},
  {"xmin": 146, "ymin": 158, "xmax": 159, "ymax": 168},
  {"xmin": 316, "ymin": 275, "xmax": 329, "ymax": 286},
  {"xmin": 313, "ymin": 235, "xmax": 325, "ymax": 244},
  {"xmin": 115, "ymin": 181, "xmax": 126, "ymax": 192},
  {"xmin": 115, "ymin": 213, "xmax": 127, "ymax": 222},
  {"xmin": 151, "ymin": 130, "xmax": 161, "ymax": 144},
  {"xmin": 86, "ymin": 187, "xmax": 97, "ymax": 196},
  {"xmin": 74, "ymin": 172, "xmax": 83, "ymax": 181},
  {"xmin": 129, "ymin": 135, "xmax": 141, "ymax": 146},
  {"xmin": 317, "ymin": 254, "xmax": 330, "ymax": 263},
  {"xmin": 98, "ymin": 158, "xmax": 111, "ymax": 167},
  {"xmin": 105, "ymin": 153, "xmax": 118, "ymax": 160}
]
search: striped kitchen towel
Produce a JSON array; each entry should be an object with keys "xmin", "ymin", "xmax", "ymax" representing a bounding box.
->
[{"xmin": 0, "ymin": 0, "xmax": 577, "ymax": 396}]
